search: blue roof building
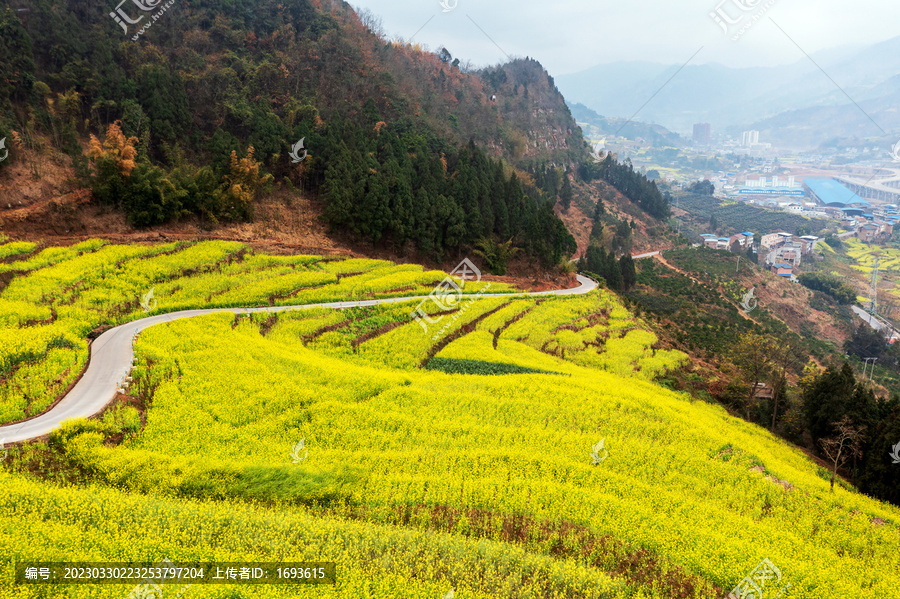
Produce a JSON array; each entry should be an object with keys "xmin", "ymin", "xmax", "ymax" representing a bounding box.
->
[{"xmin": 804, "ymin": 178, "xmax": 870, "ymax": 207}]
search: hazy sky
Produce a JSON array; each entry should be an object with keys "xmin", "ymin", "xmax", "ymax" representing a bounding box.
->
[{"xmin": 348, "ymin": 0, "xmax": 898, "ymax": 76}]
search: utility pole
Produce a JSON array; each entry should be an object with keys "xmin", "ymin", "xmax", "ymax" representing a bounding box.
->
[
  {"xmin": 862, "ymin": 357, "xmax": 878, "ymax": 381},
  {"xmin": 736, "ymin": 255, "xmax": 741, "ymax": 274},
  {"xmin": 869, "ymin": 257, "xmax": 880, "ymax": 314}
]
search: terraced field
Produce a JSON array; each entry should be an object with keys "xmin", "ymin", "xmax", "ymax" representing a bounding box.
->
[
  {"xmin": 0, "ymin": 240, "xmax": 505, "ymax": 425},
  {"xmin": 1, "ymin": 241, "xmax": 898, "ymax": 598},
  {"xmin": 843, "ymin": 238, "xmax": 900, "ymax": 300}
]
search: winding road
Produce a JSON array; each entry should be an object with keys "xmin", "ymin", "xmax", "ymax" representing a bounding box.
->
[
  {"xmin": 851, "ymin": 305, "xmax": 900, "ymax": 342},
  {"xmin": 0, "ymin": 275, "xmax": 597, "ymax": 443}
]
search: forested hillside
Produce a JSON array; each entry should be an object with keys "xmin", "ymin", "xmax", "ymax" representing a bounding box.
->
[{"xmin": 0, "ymin": 0, "xmax": 603, "ymax": 264}]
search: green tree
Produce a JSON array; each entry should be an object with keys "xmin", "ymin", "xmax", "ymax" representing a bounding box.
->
[
  {"xmin": 746, "ymin": 245, "xmax": 757, "ymax": 265},
  {"xmin": 769, "ymin": 337, "xmax": 803, "ymax": 432},
  {"xmin": 689, "ymin": 180, "xmax": 715, "ymax": 195},
  {"xmin": 0, "ymin": 8, "xmax": 35, "ymax": 109},
  {"xmin": 802, "ymin": 363, "xmax": 877, "ymax": 450},
  {"xmin": 585, "ymin": 245, "xmax": 605, "ymax": 276},
  {"xmin": 845, "ymin": 324, "xmax": 889, "ymax": 362},
  {"xmin": 474, "ymin": 237, "xmax": 520, "ymax": 276},
  {"xmin": 560, "ymin": 171, "xmax": 573, "ymax": 211},
  {"xmin": 824, "ymin": 234, "xmax": 843, "ymax": 250},
  {"xmin": 136, "ymin": 63, "xmax": 191, "ymax": 148},
  {"xmin": 856, "ymin": 401, "xmax": 900, "ymax": 505},
  {"xmin": 798, "ymin": 273, "xmax": 856, "ymax": 304},
  {"xmin": 123, "ymin": 162, "xmax": 188, "ymax": 227},
  {"xmin": 604, "ymin": 250, "xmax": 623, "ymax": 291},
  {"xmin": 619, "ymin": 255, "xmax": 637, "ymax": 290}
]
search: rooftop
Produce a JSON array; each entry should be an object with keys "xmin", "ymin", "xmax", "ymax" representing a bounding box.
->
[{"xmin": 804, "ymin": 178, "xmax": 870, "ymax": 207}]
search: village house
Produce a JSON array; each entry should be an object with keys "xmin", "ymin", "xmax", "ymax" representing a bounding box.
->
[
  {"xmin": 798, "ymin": 236, "xmax": 819, "ymax": 253},
  {"xmin": 859, "ymin": 224, "xmax": 879, "ymax": 243},
  {"xmin": 700, "ymin": 232, "xmax": 757, "ymax": 253},
  {"xmin": 728, "ymin": 232, "xmax": 755, "ymax": 250},
  {"xmin": 751, "ymin": 383, "xmax": 775, "ymax": 401},
  {"xmin": 760, "ymin": 232, "xmax": 793, "ymax": 251},
  {"xmin": 770, "ymin": 263, "xmax": 793, "ymax": 277},
  {"xmin": 765, "ymin": 243, "xmax": 802, "ymax": 267}
]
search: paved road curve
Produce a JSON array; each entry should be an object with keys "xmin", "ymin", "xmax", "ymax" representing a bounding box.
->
[
  {"xmin": 0, "ymin": 275, "xmax": 597, "ymax": 443},
  {"xmin": 851, "ymin": 305, "xmax": 900, "ymax": 342}
]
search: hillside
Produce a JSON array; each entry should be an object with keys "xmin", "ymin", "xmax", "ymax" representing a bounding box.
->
[
  {"xmin": 0, "ymin": 0, "xmax": 596, "ymax": 268},
  {"xmin": 570, "ymin": 103, "xmax": 684, "ymax": 148},
  {"xmin": 3, "ymin": 2, "xmax": 900, "ymax": 596},
  {"xmin": 1, "ymin": 240, "xmax": 899, "ymax": 598}
]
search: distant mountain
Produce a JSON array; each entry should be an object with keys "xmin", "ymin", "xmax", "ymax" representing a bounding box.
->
[
  {"xmin": 556, "ymin": 36, "xmax": 900, "ymax": 149},
  {"xmin": 568, "ymin": 103, "xmax": 684, "ymax": 147}
]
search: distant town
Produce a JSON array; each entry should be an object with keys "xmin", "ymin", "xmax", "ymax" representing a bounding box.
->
[{"xmin": 580, "ymin": 122, "xmax": 900, "ymax": 248}]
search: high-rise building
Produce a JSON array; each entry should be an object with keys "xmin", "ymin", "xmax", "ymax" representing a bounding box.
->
[
  {"xmin": 693, "ymin": 123, "xmax": 711, "ymax": 146},
  {"xmin": 741, "ymin": 130, "xmax": 760, "ymax": 147}
]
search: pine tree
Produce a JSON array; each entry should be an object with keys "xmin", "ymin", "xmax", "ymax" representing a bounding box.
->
[
  {"xmin": 619, "ymin": 255, "xmax": 637, "ymax": 290},
  {"xmin": 605, "ymin": 251, "xmax": 623, "ymax": 291},
  {"xmin": 560, "ymin": 171, "xmax": 573, "ymax": 211}
]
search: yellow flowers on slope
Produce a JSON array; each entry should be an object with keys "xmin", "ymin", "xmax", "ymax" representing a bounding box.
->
[
  {"xmin": 0, "ymin": 241, "xmax": 509, "ymax": 425},
  {"xmin": 40, "ymin": 302, "xmax": 893, "ymax": 598},
  {"xmin": 1, "ymin": 240, "xmax": 898, "ymax": 599}
]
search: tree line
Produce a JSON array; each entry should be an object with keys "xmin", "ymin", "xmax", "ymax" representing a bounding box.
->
[
  {"xmin": 797, "ymin": 273, "xmax": 857, "ymax": 305},
  {"xmin": 577, "ymin": 246, "xmax": 636, "ymax": 292},
  {"xmin": 730, "ymin": 333, "xmax": 900, "ymax": 506},
  {"xmin": 578, "ymin": 154, "xmax": 670, "ymax": 220},
  {"xmin": 310, "ymin": 115, "xmax": 575, "ymax": 264}
]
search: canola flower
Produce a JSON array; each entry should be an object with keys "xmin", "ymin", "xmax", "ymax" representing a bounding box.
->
[
  {"xmin": 33, "ymin": 306, "xmax": 895, "ymax": 599},
  {"xmin": 2, "ymin": 242, "xmax": 899, "ymax": 598},
  {"xmin": 0, "ymin": 241, "xmax": 509, "ymax": 425},
  {"xmin": 0, "ymin": 241, "xmax": 37, "ymax": 260}
]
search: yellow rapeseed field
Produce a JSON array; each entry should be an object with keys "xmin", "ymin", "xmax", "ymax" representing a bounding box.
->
[{"xmin": 0, "ymin": 241, "xmax": 898, "ymax": 598}]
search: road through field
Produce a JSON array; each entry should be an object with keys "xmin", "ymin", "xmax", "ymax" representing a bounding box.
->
[{"xmin": 0, "ymin": 275, "xmax": 597, "ymax": 443}]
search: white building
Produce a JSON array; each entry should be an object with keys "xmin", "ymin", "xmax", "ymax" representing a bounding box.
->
[{"xmin": 741, "ymin": 130, "xmax": 760, "ymax": 147}]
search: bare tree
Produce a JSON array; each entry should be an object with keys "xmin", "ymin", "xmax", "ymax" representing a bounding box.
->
[
  {"xmin": 820, "ymin": 416, "xmax": 865, "ymax": 492},
  {"xmin": 355, "ymin": 7, "xmax": 384, "ymax": 37}
]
